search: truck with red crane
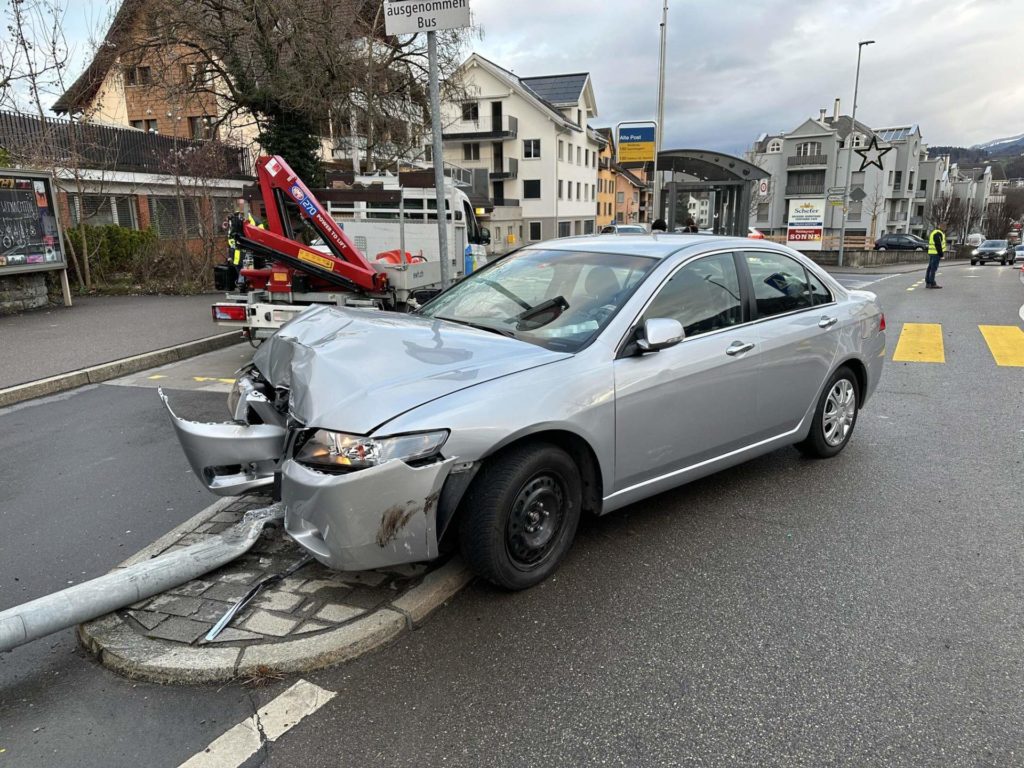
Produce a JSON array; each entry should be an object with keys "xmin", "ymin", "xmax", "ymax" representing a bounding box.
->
[{"xmin": 212, "ymin": 155, "xmax": 491, "ymax": 340}]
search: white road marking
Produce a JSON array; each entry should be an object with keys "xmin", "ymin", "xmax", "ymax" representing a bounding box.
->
[{"xmin": 179, "ymin": 680, "xmax": 336, "ymax": 768}]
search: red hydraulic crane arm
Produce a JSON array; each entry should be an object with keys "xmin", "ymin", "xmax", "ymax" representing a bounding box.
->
[{"xmin": 243, "ymin": 155, "xmax": 387, "ymax": 293}]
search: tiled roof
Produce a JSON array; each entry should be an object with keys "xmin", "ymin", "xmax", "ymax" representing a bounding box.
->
[
  {"xmin": 469, "ymin": 54, "xmax": 584, "ymax": 131},
  {"xmin": 519, "ymin": 74, "xmax": 588, "ymax": 107}
]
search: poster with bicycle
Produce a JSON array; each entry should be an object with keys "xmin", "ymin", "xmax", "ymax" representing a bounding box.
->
[{"xmin": 0, "ymin": 170, "xmax": 65, "ymax": 275}]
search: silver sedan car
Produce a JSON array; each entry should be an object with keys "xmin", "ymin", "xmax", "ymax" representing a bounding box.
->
[{"xmin": 164, "ymin": 235, "xmax": 886, "ymax": 590}]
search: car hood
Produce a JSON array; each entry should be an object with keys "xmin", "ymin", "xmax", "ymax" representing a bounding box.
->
[{"xmin": 252, "ymin": 305, "xmax": 571, "ymax": 433}]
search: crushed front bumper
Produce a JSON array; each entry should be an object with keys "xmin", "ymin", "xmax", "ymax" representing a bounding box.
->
[
  {"xmin": 282, "ymin": 456, "xmax": 456, "ymax": 571},
  {"xmin": 160, "ymin": 389, "xmax": 286, "ymax": 495}
]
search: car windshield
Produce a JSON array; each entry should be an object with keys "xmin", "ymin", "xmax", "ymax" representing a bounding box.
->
[
  {"xmin": 981, "ymin": 240, "xmax": 1007, "ymax": 248},
  {"xmin": 419, "ymin": 249, "xmax": 657, "ymax": 352}
]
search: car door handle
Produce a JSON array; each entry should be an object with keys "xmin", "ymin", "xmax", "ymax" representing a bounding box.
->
[
  {"xmin": 818, "ymin": 316, "xmax": 838, "ymax": 329},
  {"xmin": 725, "ymin": 341, "xmax": 755, "ymax": 356}
]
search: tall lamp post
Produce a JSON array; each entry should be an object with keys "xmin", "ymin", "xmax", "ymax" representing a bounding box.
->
[
  {"xmin": 652, "ymin": 0, "xmax": 668, "ymax": 224},
  {"xmin": 837, "ymin": 39, "xmax": 874, "ymax": 268}
]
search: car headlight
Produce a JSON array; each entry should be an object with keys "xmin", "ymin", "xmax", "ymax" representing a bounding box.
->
[
  {"xmin": 295, "ymin": 430, "xmax": 449, "ymax": 471},
  {"xmin": 972, "ymin": 249, "xmax": 979, "ymax": 255}
]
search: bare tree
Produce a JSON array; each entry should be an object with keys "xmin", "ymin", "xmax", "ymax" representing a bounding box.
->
[
  {"xmin": 864, "ymin": 179, "xmax": 886, "ymax": 241},
  {"xmin": 0, "ymin": 0, "xmax": 70, "ymax": 117}
]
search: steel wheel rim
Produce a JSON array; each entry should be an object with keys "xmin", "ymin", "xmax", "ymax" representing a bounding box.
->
[
  {"xmin": 505, "ymin": 472, "xmax": 567, "ymax": 569},
  {"xmin": 822, "ymin": 378, "xmax": 856, "ymax": 447}
]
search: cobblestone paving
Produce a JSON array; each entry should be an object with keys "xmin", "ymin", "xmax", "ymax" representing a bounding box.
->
[{"xmin": 122, "ymin": 496, "xmax": 435, "ymax": 648}]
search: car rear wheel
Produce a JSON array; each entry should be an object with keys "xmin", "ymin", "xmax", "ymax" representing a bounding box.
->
[
  {"xmin": 796, "ymin": 366, "xmax": 860, "ymax": 459},
  {"xmin": 971, "ymin": 260, "xmax": 977, "ymax": 265},
  {"xmin": 459, "ymin": 442, "xmax": 582, "ymax": 590}
]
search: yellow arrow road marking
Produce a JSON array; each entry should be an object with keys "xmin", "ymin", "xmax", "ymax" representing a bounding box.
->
[
  {"xmin": 892, "ymin": 323, "xmax": 945, "ymax": 363},
  {"xmin": 979, "ymin": 325, "xmax": 1024, "ymax": 367}
]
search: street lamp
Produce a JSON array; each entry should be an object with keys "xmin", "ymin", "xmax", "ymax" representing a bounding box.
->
[
  {"xmin": 837, "ymin": 39, "xmax": 875, "ymax": 268},
  {"xmin": 652, "ymin": 0, "xmax": 668, "ymax": 225}
]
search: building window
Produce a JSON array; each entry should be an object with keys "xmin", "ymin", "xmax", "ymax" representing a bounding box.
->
[
  {"xmin": 124, "ymin": 65, "xmax": 152, "ymax": 86},
  {"xmin": 558, "ymin": 180, "xmax": 563, "ymax": 199},
  {"xmin": 566, "ymin": 143, "xmax": 572, "ymax": 163},
  {"xmin": 523, "ymin": 180, "xmax": 541, "ymax": 199},
  {"xmin": 576, "ymin": 146, "xmax": 581, "ymax": 165},
  {"xmin": 558, "ymin": 140, "xmax": 564, "ymax": 160},
  {"xmin": 584, "ymin": 220, "xmax": 595, "ymax": 235},
  {"xmin": 558, "ymin": 221, "xmax": 571, "ymax": 237},
  {"xmin": 767, "ymin": 139, "xmax": 782, "ymax": 153},
  {"xmin": 853, "ymin": 134, "xmax": 865, "ymax": 148},
  {"xmin": 461, "ymin": 102, "xmax": 479, "ymax": 121},
  {"xmin": 518, "ymin": 225, "xmax": 523, "ymax": 241},
  {"xmin": 576, "ymin": 109, "xmax": 582, "ymax": 125},
  {"xmin": 616, "ymin": 191, "xmax": 624, "ymax": 204},
  {"xmin": 523, "ymin": 139, "xmax": 541, "ymax": 159},
  {"xmin": 148, "ymin": 196, "xmax": 202, "ymax": 238},
  {"xmin": 919, "ymin": 179, "xmax": 927, "ymax": 191},
  {"xmin": 577, "ymin": 182, "xmax": 581, "ymax": 199},
  {"xmin": 528, "ymin": 221, "xmax": 542, "ymax": 241},
  {"xmin": 894, "ymin": 170, "xmax": 902, "ymax": 188},
  {"xmin": 188, "ymin": 115, "xmax": 215, "ymax": 140},
  {"xmin": 130, "ymin": 119, "xmax": 158, "ymax": 133},
  {"xmin": 756, "ymin": 202, "xmax": 769, "ymax": 221},
  {"xmin": 567, "ymin": 183, "xmax": 572, "ymax": 200},
  {"xmin": 796, "ymin": 141, "xmax": 822, "ymax": 157},
  {"xmin": 463, "ymin": 143, "xmax": 480, "ymax": 161},
  {"xmin": 584, "ymin": 149, "xmax": 589, "ymax": 166},
  {"xmin": 591, "ymin": 184, "xmax": 595, "ymax": 200}
]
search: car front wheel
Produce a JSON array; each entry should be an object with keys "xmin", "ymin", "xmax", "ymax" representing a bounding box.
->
[
  {"xmin": 796, "ymin": 366, "xmax": 860, "ymax": 459},
  {"xmin": 459, "ymin": 442, "xmax": 582, "ymax": 590}
]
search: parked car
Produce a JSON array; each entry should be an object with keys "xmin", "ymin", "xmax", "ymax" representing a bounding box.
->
[
  {"xmin": 874, "ymin": 233, "xmax": 928, "ymax": 251},
  {"xmin": 971, "ymin": 239, "xmax": 1011, "ymax": 265},
  {"xmin": 1012, "ymin": 244, "xmax": 1024, "ymax": 264},
  {"xmin": 600, "ymin": 224, "xmax": 647, "ymax": 234},
  {"xmin": 163, "ymin": 236, "xmax": 886, "ymax": 590}
]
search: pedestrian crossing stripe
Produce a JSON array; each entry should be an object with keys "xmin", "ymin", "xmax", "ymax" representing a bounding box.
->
[
  {"xmin": 892, "ymin": 323, "xmax": 944, "ymax": 363},
  {"xmin": 978, "ymin": 325, "xmax": 1024, "ymax": 367},
  {"xmin": 891, "ymin": 323, "xmax": 1024, "ymax": 367}
]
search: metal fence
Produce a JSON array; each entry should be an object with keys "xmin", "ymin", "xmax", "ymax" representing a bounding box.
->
[{"xmin": 0, "ymin": 110, "xmax": 252, "ymax": 179}]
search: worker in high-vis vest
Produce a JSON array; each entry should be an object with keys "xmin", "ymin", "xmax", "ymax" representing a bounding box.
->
[{"xmin": 926, "ymin": 226, "xmax": 946, "ymax": 289}]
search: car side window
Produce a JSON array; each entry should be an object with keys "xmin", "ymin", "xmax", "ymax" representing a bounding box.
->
[
  {"xmin": 805, "ymin": 268, "xmax": 833, "ymax": 305},
  {"xmin": 643, "ymin": 252, "xmax": 743, "ymax": 338},
  {"xmin": 744, "ymin": 251, "xmax": 813, "ymax": 317}
]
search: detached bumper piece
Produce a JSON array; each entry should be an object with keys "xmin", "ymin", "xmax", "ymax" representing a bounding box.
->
[
  {"xmin": 283, "ymin": 456, "xmax": 455, "ymax": 571},
  {"xmin": 160, "ymin": 388, "xmax": 286, "ymax": 495}
]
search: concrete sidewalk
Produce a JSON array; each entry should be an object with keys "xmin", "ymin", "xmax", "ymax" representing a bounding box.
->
[
  {"xmin": 821, "ymin": 257, "xmax": 968, "ymax": 276},
  {"xmin": 0, "ymin": 293, "xmax": 235, "ymax": 389}
]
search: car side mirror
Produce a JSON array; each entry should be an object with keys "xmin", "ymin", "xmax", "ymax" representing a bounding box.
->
[{"xmin": 637, "ymin": 318, "xmax": 684, "ymax": 353}]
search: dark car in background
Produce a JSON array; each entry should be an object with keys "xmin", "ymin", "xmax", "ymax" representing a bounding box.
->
[
  {"xmin": 971, "ymin": 240, "xmax": 1011, "ymax": 266},
  {"xmin": 874, "ymin": 234, "xmax": 928, "ymax": 251}
]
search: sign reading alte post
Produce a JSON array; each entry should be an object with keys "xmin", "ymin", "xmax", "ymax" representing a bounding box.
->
[
  {"xmin": 617, "ymin": 124, "xmax": 657, "ymax": 163},
  {"xmin": 384, "ymin": 0, "xmax": 471, "ymax": 35},
  {"xmin": 384, "ymin": 0, "xmax": 472, "ymax": 287}
]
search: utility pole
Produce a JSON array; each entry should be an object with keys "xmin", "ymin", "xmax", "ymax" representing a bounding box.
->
[
  {"xmin": 837, "ymin": 39, "xmax": 874, "ymax": 267},
  {"xmin": 428, "ymin": 31, "xmax": 450, "ymax": 287},
  {"xmin": 652, "ymin": 0, "xmax": 668, "ymax": 224}
]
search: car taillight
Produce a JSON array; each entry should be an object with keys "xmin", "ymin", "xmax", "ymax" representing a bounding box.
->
[
  {"xmin": 879, "ymin": 313, "xmax": 886, "ymax": 332},
  {"xmin": 213, "ymin": 304, "xmax": 247, "ymax": 322}
]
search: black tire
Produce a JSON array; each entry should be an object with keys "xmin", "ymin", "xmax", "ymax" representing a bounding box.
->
[
  {"xmin": 796, "ymin": 366, "xmax": 861, "ymax": 459},
  {"xmin": 1001, "ymin": 260, "xmax": 1007, "ymax": 266},
  {"xmin": 459, "ymin": 442, "xmax": 582, "ymax": 590},
  {"xmin": 971, "ymin": 260, "xmax": 977, "ymax": 265}
]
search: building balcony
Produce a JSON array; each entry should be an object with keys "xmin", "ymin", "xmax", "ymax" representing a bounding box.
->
[
  {"xmin": 889, "ymin": 187, "xmax": 911, "ymax": 198},
  {"xmin": 914, "ymin": 189, "xmax": 927, "ymax": 198},
  {"xmin": 785, "ymin": 183, "xmax": 825, "ymax": 195},
  {"xmin": 493, "ymin": 198, "xmax": 520, "ymax": 208},
  {"xmin": 442, "ymin": 115, "xmax": 518, "ymax": 141},
  {"xmin": 848, "ymin": 212, "xmax": 863, "ymax": 222},
  {"xmin": 910, "ymin": 215, "xmax": 924, "ymax": 225},
  {"xmin": 489, "ymin": 157, "xmax": 519, "ymax": 180},
  {"xmin": 787, "ymin": 154, "xmax": 829, "ymax": 167},
  {"xmin": 891, "ymin": 211, "xmax": 908, "ymax": 221}
]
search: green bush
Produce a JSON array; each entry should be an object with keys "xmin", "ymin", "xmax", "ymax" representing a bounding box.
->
[{"xmin": 63, "ymin": 224, "xmax": 159, "ymax": 282}]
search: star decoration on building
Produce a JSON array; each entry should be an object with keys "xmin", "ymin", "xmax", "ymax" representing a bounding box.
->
[{"xmin": 854, "ymin": 135, "xmax": 893, "ymax": 172}]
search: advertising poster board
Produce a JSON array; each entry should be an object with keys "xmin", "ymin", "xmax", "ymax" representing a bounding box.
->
[
  {"xmin": 786, "ymin": 199, "xmax": 825, "ymax": 251},
  {"xmin": 0, "ymin": 169, "xmax": 72, "ymax": 305}
]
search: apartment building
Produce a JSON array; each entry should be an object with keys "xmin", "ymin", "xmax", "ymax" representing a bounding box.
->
[
  {"xmin": 595, "ymin": 128, "xmax": 616, "ymax": 227},
  {"xmin": 748, "ymin": 104, "xmax": 1002, "ymax": 243},
  {"xmin": 441, "ymin": 54, "xmax": 602, "ymax": 252}
]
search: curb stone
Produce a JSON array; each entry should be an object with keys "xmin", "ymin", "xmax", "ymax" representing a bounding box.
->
[
  {"xmin": 77, "ymin": 496, "xmax": 473, "ymax": 684},
  {"xmin": 0, "ymin": 331, "xmax": 241, "ymax": 408}
]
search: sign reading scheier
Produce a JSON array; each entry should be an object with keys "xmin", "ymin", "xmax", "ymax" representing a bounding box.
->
[
  {"xmin": 384, "ymin": 0, "xmax": 471, "ymax": 35},
  {"xmin": 617, "ymin": 126, "xmax": 657, "ymax": 163},
  {"xmin": 786, "ymin": 199, "xmax": 825, "ymax": 251}
]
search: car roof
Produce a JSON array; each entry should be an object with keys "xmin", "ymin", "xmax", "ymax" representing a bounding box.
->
[{"xmin": 530, "ymin": 233, "xmax": 761, "ymax": 259}]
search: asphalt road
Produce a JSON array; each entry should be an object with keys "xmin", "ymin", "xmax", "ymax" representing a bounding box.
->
[{"xmin": 1, "ymin": 262, "xmax": 1021, "ymax": 767}]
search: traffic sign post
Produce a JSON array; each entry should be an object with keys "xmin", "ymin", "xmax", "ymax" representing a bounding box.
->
[{"xmin": 385, "ymin": 1, "xmax": 472, "ymax": 287}]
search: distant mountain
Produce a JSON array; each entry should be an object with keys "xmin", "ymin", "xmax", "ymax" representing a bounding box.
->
[
  {"xmin": 928, "ymin": 145, "xmax": 989, "ymax": 163},
  {"xmin": 971, "ymin": 133, "xmax": 1024, "ymax": 158}
]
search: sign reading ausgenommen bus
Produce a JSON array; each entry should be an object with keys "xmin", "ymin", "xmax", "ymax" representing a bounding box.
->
[
  {"xmin": 0, "ymin": 169, "xmax": 66, "ymax": 276},
  {"xmin": 384, "ymin": 0, "xmax": 471, "ymax": 35}
]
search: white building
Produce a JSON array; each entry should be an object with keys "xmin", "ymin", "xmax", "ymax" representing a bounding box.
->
[{"xmin": 440, "ymin": 54, "xmax": 602, "ymax": 253}]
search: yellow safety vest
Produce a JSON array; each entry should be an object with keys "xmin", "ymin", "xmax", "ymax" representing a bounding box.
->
[{"xmin": 928, "ymin": 228, "xmax": 945, "ymax": 256}]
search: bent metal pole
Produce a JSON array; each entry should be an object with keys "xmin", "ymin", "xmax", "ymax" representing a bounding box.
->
[
  {"xmin": 0, "ymin": 506, "xmax": 283, "ymax": 653},
  {"xmin": 427, "ymin": 30, "xmax": 450, "ymax": 287}
]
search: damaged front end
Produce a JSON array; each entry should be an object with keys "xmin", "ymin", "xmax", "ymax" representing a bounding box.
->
[{"xmin": 161, "ymin": 367, "xmax": 467, "ymax": 572}]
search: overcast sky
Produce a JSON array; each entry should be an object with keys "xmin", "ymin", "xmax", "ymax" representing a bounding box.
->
[{"xmin": 61, "ymin": 0, "xmax": 1022, "ymax": 155}]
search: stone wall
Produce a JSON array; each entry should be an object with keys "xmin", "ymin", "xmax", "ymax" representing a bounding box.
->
[
  {"xmin": 0, "ymin": 273, "xmax": 49, "ymax": 315},
  {"xmin": 808, "ymin": 246, "xmax": 972, "ymax": 268}
]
